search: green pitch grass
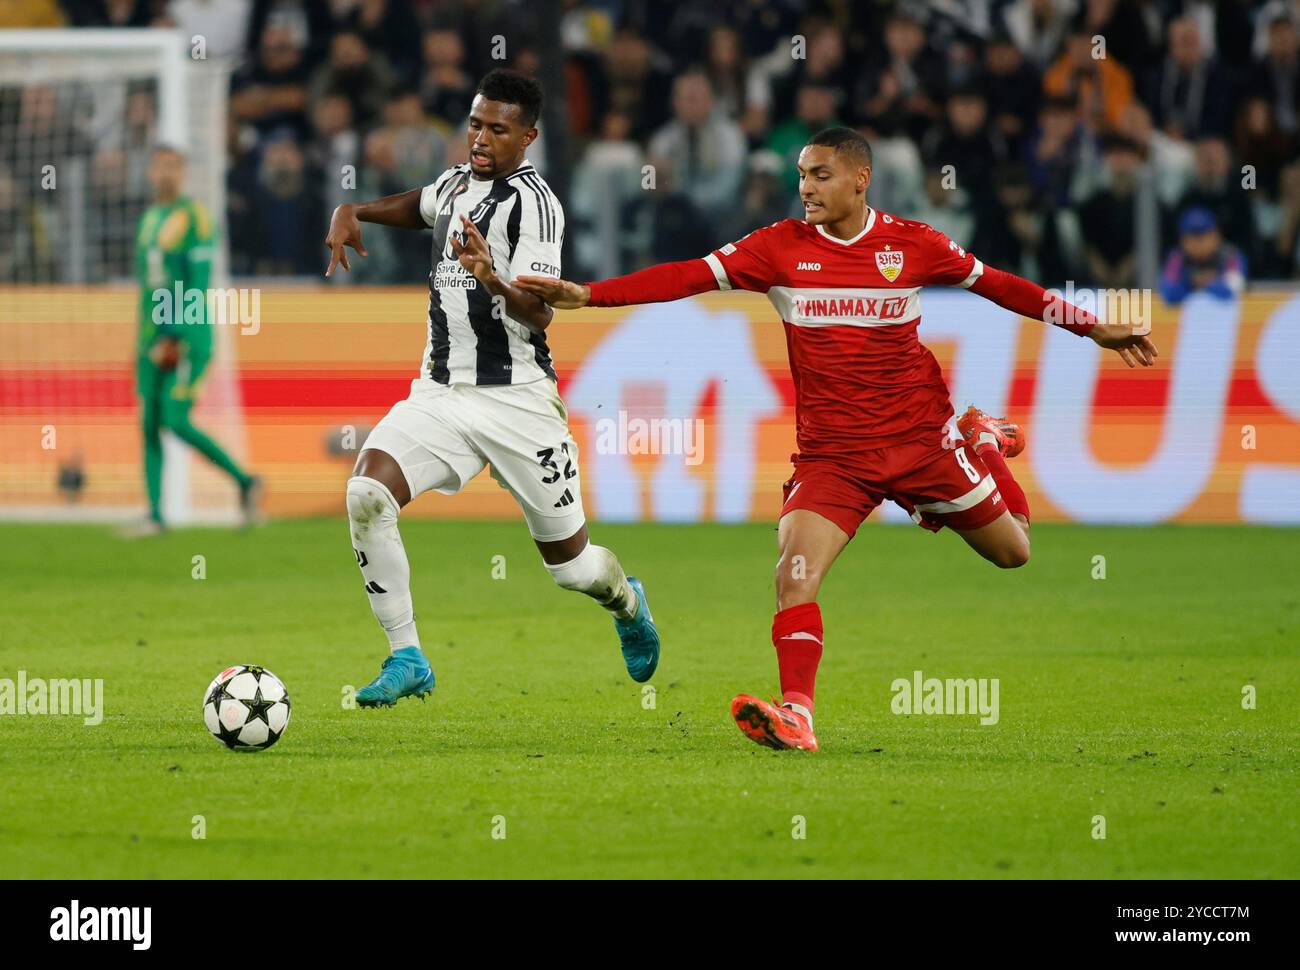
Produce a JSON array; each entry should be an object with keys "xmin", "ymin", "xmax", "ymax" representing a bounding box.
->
[{"xmin": 1, "ymin": 519, "xmax": 1296, "ymax": 879}]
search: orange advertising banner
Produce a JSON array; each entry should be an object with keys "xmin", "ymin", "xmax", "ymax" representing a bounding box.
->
[{"xmin": 2, "ymin": 285, "xmax": 1297, "ymax": 524}]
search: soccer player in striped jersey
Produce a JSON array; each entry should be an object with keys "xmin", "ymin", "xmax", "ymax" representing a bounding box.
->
[
  {"xmin": 324, "ymin": 69, "xmax": 659, "ymax": 707},
  {"xmin": 517, "ymin": 127, "xmax": 1158, "ymax": 751}
]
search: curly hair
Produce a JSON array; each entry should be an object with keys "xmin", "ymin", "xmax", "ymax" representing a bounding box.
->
[{"xmin": 476, "ymin": 68, "xmax": 544, "ymax": 128}]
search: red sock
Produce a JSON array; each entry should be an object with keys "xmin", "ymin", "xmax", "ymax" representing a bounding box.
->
[
  {"xmin": 772, "ymin": 602, "xmax": 823, "ymax": 714},
  {"xmin": 973, "ymin": 442, "xmax": 1030, "ymax": 523}
]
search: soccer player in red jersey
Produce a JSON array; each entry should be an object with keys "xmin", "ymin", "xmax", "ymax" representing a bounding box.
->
[{"xmin": 516, "ymin": 127, "xmax": 1158, "ymax": 752}]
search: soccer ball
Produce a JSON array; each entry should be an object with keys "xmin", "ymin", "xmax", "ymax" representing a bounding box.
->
[{"xmin": 202, "ymin": 665, "xmax": 291, "ymax": 751}]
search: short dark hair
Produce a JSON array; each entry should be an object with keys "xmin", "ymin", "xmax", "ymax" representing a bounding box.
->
[
  {"xmin": 806, "ymin": 126, "xmax": 873, "ymax": 168},
  {"xmin": 476, "ymin": 68, "xmax": 543, "ymax": 128}
]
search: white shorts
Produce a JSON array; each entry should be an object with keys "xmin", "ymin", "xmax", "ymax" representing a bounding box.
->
[{"xmin": 363, "ymin": 377, "xmax": 586, "ymax": 542}]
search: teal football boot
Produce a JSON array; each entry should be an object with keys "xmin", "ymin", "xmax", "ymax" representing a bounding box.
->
[
  {"xmin": 614, "ymin": 577, "xmax": 660, "ymax": 683},
  {"xmin": 356, "ymin": 646, "xmax": 435, "ymax": 708}
]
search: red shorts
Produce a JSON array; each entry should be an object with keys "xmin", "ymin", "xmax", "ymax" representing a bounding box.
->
[{"xmin": 780, "ymin": 437, "xmax": 1007, "ymax": 538}]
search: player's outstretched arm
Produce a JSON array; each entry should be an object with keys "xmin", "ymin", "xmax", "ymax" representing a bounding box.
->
[
  {"xmin": 970, "ymin": 264, "xmax": 1159, "ymax": 369},
  {"xmin": 324, "ymin": 187, "xmax": 425, "ymax": 277},
  {"xmin": 512, "ymin": 276, "xmax": 591, "ymax": 309},
  {"xmin": 517, "ymin": 257, "xmax": 719, "ymax": 309}
]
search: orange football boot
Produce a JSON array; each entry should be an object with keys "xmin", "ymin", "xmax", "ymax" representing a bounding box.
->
[
  {"xmin": 730, "ymin": 694, "xmax": 819, "ymax": 751},
  {"xmin": 956, "ymin": 405, "xmax": 1025, "ymax": 459}
]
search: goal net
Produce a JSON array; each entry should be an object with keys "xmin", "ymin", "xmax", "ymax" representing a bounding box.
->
[{"xmin": 0, "ymin": 28, "xmax": 244, "ymax": 523}]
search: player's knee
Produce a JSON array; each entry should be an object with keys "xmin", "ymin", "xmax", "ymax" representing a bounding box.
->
[
  {"xmin": 775, "ymin": 557, "xmax": 821, "ymax": 608},
  {"xmin": 164, "ymin": 417, "xmax": 197, "ymax": 442},
  {"xmin": 159, "ymin": 396, "xmax": 191, "ymax": 427},
  {"xmin": 544, "ymin": 543, "xmax": 607, "ymax": 592},
  {"xmin": 993, "ymin": 541, "xmax": 1030, "ymax": 569},
  {"xmin": 156, "ymin": 407, "xmax": 180, "ymax": 433},
  {"xmin": 346, "ymin": 476, "xmax": 400, "ymax": 538}
]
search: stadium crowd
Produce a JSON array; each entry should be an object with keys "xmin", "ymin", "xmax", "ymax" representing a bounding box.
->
[{"xmin": 6, "ymin": 0, "xmax": 1300, "ymax": 288}]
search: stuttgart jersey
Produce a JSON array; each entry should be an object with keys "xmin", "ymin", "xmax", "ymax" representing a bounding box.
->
[
  {"xmin": 704, "ymin": 208, "xmax": 984, "ymax": 456},
  {"xmin": 417, "ymin": 160, "xmax": 563, "ymax": 385}
]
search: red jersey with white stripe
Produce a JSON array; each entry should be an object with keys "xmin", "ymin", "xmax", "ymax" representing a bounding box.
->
[{"xmin": 703, "ymin": 208, "xmax": 983, "ymax": 457}]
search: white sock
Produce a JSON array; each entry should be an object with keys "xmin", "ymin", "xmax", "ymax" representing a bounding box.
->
[
  {"xmin": 783, "ymin": 701, "xmax": 813, "ymax": 730},
  {"xmin": 347, "ymin": 476, "xmax": 420, "ymax": 652},
  {"xmin": 544, "ymin": 543, "xmax": 637, "ymax": 619}
]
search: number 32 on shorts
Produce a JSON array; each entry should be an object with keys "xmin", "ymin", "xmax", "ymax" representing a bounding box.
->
[{"xmin": 535, "ymin": 443, "xmax": 577, "ymax": 485}]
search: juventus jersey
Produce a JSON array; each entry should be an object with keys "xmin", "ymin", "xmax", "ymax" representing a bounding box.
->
[{"xmin": 417, "ymin": 160, "xmax": 563, "ymax": 385}]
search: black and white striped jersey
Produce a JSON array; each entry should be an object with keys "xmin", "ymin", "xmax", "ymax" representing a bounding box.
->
[{"xmin": 417, "ymin": 160, "xmax": 563, "ymax": 386}]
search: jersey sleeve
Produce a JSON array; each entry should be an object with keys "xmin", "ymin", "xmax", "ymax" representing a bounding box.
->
[
  {"xmin": 968, "ymin": 263, "xmax": 1096, "ymax": 336},
  {"xmin": 419, "ymin": 168, "xmax": 459, "ymax": 227},
  {"xmin": 703, "ymin": 222, "xmax": 783, "ymax": 293},
  {"xmin": 505, "ymin": 177, "xmax": 564, "ymax": 281},
  {"xmin": 916, "ymin": 224, "xmax": 984, "ymax": 288}
]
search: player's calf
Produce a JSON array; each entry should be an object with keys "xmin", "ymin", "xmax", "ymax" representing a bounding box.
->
[
  {"xmin": 346, "ymin": 475, "xmax": 421, "ymax": 651},
  {"xmin": 543, "ymin": 543, "xmax": 660, "ymax": 681},
  {"xmin": 543, "ymin": 542, "xmax": 635, "ymax": 614},
  {"xmin": 758, "ymin": 510, "xmax": 849, "ymax": 740}
]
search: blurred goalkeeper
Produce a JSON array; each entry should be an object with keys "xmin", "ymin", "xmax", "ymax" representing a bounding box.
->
[{"xmin": 131, "ymin": 146, "xmax": 260, "ymax": 534}]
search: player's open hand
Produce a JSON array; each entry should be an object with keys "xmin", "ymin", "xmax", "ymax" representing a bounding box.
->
[
  {"xmin": 324, "ymin": 204, "xmax": 367, "ymax": 277},
  {"xmin": 450, "ymin": 215, "xmax": 495, "ymax": 284},
  {"xmin": 513, "ymin": 275, "xmax": 591, "ymax": 309},
  {"xmin": 1089, "ymin": 323, "xmax": 1159, "ymax": 368}
]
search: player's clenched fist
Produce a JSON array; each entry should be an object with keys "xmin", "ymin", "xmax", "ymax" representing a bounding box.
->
[
  {"xmin": 514, "ymin": 275, "xmax": 590, "ymax": 309},
  {"xmin": 324, "ymin": 203, "xmax": 369, "ymax": 277}
]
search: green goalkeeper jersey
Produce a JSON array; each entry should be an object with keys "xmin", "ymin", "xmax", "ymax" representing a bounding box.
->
[{"xmin": 134, "ymin": 196, "xmax": 215, "ymax": 359}]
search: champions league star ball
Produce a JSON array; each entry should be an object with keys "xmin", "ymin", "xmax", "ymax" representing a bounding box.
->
[{"xmin": 202, "ymin": 665, "xmax": 291, "ymax": 750}]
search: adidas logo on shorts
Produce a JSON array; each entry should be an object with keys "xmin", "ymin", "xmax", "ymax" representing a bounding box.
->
[{"xmin": 553, "ymin": 488, "xmax": 575, "ymax": 508}]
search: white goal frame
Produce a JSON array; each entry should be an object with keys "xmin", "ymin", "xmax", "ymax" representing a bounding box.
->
[{"xmin": 0, "ymin": 28, "xmax": 241, "ymax": 524}]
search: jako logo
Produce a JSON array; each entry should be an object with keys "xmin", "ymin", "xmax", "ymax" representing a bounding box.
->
[
  {"xmin": 796, "ymin": 261, "xmax": 821, "ymax": 271},
  {"xmin": 50, "ymin": 900, "xmax": 151, "ymax": 950}
]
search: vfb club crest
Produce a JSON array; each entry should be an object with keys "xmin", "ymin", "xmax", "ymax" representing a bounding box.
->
[{"xmin": 875, "ymin": 249, "xmax": 904, "ymax": 282}]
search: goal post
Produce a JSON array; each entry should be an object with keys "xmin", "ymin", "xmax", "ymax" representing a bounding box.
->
[{"xmin": 0, "ymin": 28, "xmax": 244, "ymax": 524}]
